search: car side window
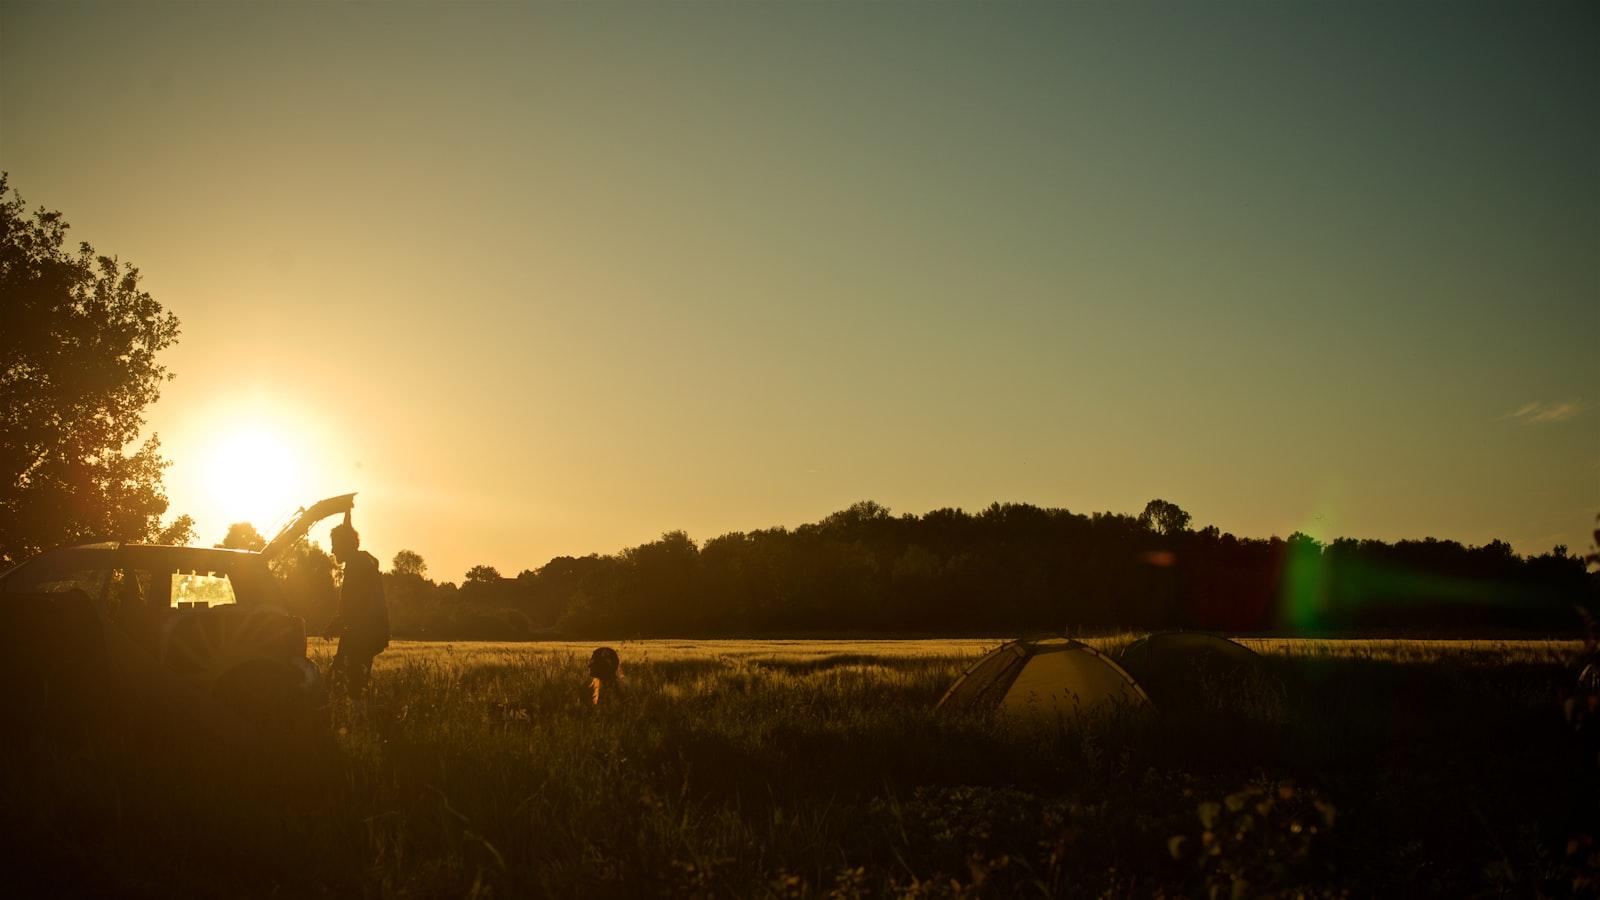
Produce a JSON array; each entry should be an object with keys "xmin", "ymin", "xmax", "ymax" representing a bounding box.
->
[
  {"xmin": 171, "ymin": 570, "xmax": 237, "ymax": 609},
  {"xmin": 1, "ymin": 565, "xmax": 108, "ymax": 600},
  {"xmin": 105, "ymin": 568, "xmax": 159, "ymax": 621}
]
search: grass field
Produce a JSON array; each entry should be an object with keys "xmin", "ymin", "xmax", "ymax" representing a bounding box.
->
[
  {"xmin": 5, "ymin": 636, "xmax": 1596, "ymax": 898},
  {"xmin": 367, "ymin": 636, "xmax": 1584, "ymax": 666}
]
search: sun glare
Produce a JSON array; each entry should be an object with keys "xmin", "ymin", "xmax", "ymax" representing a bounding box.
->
[{"xmin": 202, "ymin": 426, "xmax": 304, "ymax": 531}]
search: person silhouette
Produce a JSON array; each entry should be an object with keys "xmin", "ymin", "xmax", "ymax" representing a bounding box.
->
[
  {"xmin": 325, "ymin": 513, "xmax": 390, "ymax": 700},
  {"xmin": 589, "ymin": 646, "xmax": 621, "ymax": 706}
]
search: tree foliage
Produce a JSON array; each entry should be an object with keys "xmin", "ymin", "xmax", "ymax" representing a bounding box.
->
[
  {"xmin": 1140, "ymin": 499, "xmax": 1192, "ymax": 536},
  {"xmin": 0, "ymin": 173, "xmax": 185, "ymax": 564},
  {"xmin": 464, "ymin": 564, "xmax": 502, "ymax": 585},
  {"xmin": 220, "ymin": 522, "xmax": 266, "ymax": 551},
  {"xmin": 377, "ymin": 499, "xmax": 1594, "ymax": 639},
  {"xmin": 392, "ymin": 549, "xmax": 427, "ymax": 579}
]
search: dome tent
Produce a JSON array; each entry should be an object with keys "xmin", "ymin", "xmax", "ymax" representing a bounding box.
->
[
  {"xmin": 1116, "ymin": 632, "xmax": 1264, "ymax": 708},
  {"xmin": 937, "ymin": 636, "xmax": 1151, "ymax": 721}
]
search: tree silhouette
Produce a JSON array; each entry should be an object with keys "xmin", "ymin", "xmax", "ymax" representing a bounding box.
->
[
  {"xmin": 464, "ymin": 565, "xmax": 502, "ymax": 585},
  {"xmin": 392, "ymin": 549, "xmax": 427, "ymax": 579},
  {"xmin": 0, "ymin": 173, "xmax": 186, "ymax": 565},
  {"xmin": 220, "ymin": 522, "xmax": 266, "ymax": 551},
  {"xmin": 367, "ymin": 499, "xmax": 1592, "ymax": 639},
  {"xmin": 154, "ymin": 515, "xmax": 196, "ymax": 547},
  {"xmin": 1139, "ymin": 499, "xmax": 1192, "ymax": 536}
]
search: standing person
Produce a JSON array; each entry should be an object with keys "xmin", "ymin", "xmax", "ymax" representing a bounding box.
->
[{"xmin": 326, "ymin": 514, "xmax": 389, "ymax": 700}]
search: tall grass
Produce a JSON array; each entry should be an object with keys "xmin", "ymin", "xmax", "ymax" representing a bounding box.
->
[{"xmin": 3, "ymin": 638, "xmax": 1591, "ymax": 897}]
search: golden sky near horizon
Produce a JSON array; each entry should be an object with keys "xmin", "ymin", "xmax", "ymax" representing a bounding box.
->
[{"xmin": 3, "ymin": 2, "xmax": 1596, "ymax": 580}]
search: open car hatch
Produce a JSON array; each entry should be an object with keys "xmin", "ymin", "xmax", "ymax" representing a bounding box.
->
[{"xmin": 261, "ymin": 493, "xmax": 357, "ymax": 560}]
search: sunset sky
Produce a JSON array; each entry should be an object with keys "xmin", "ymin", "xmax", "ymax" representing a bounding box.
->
[{"xmin": 3, "ymin": 2, "xmax": 1596, "ymax": 581}]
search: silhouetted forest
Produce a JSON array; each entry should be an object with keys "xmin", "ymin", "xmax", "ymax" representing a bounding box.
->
[{"xmin": 246, "ymin": 500, "xmax": 1594, "ymax": 639}]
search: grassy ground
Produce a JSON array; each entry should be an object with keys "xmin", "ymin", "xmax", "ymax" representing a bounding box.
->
[{"xmin": 4, "ymin": 637, "xmax": 1595, "ymax": 898}]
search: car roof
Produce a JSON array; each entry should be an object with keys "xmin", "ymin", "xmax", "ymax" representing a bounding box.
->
[{"xmin": 38, "ymin": 543, "xmax": 267, "ymax": 572}]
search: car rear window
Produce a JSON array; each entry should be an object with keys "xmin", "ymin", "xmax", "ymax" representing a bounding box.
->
[{"xmin": 171, "ymin": 571, "xmax": 237, "ymax": 609}]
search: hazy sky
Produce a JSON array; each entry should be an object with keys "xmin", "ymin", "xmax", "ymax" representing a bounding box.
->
[{"xmin": 3, "ymin": 2, "xmax": 1596, "ymax": 580}]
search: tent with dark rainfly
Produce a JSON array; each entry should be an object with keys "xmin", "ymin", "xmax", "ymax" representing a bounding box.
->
[
  {"xmin": 1115, "ymin": 632, "xmax": 1265, "ymax": 709},
  {"xmin": 937, "ymin": 636, "xmax": 1151, "ymax": 721}
]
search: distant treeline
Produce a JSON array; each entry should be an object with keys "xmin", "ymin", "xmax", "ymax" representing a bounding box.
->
[{"xmin": 252, "ymin": 500, "xmax": 1595, "ymax": 638}]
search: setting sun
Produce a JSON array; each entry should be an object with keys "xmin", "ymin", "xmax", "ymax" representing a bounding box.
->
[{"xmin": 201, "ymin": 425, "xmax": 304, "ymax": 531}]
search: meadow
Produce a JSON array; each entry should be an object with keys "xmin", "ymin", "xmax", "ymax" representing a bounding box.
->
[{"xmin": 5, "ymin": 636, "xmax": 1595, "ymax": 898}]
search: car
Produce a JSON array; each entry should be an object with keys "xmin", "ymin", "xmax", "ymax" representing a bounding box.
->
[{"xmin": 0, "ymin": 494, "xmax": 357, "ymax": 744}]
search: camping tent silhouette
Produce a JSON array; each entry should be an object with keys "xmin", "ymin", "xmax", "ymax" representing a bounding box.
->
[
  {"xmin": 937, "ymin": 636, "xmax": 1150, "ymax": 720},
  {"xmin": 1116, "ymin": 632, "xmax": 1264, "ymax": 708}
]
